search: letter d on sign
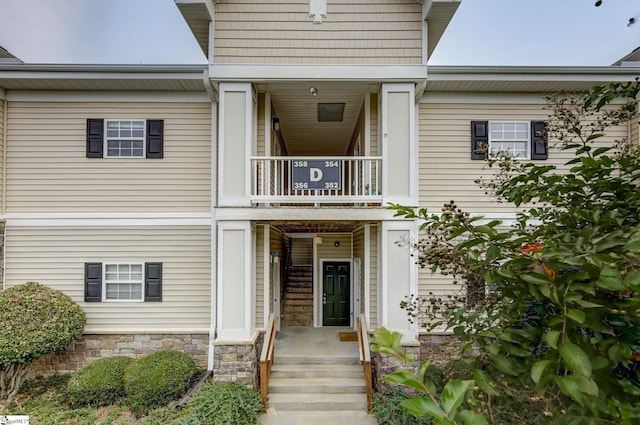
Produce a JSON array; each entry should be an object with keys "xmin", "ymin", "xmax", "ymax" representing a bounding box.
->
[{"xmin": 310, "ymin": 168, "xmax": 323, "ymax": 182}]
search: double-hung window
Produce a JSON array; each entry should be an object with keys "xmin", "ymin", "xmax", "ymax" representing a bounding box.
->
[
  {"xmin": 104, "ymin": 263, "xmax": 144, "ymax": 301},
  {"xmin": 471, "ymin": 120, "xmax": 547, "ymax": 160},
  {"xmin": 488, "ymin": 121, "xmax": 529, "ymax": 159},
  {"xmin": 84, "ymin": 262, "xmax": 162, "ymax": 302},
  {"xmin": 106, "ymin": 120, "xmax": 145, "ymax": 158},
  {"xmin": 86, "ymin": 118, "xmax": 164, "ymax": 158}
]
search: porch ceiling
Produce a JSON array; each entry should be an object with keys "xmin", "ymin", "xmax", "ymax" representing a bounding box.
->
[
  {"xmin": 265, "ymin": 81, "xmax": 378, "ymax": 156},
  {"xmin": 260, "ymin": 220, "xmax": 369, "ymax": 234}
]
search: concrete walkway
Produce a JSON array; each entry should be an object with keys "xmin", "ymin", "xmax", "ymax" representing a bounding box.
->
[{"xmin": 259, "ymin": 326, "xmax": 379, "ymax": 425}]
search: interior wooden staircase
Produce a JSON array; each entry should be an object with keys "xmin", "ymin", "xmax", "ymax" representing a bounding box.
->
[{"xmin": 282, "ymin": 264, "xmax": 313, "ymax": 327}]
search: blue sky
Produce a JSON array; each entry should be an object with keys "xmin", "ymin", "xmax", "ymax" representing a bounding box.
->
[{"xmin": 0, "ymin": 0, "xmax": 638, "ymax": 66}]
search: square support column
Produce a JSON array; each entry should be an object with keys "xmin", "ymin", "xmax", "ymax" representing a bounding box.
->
[
  {"xmin": 380, "ymin": 220, "xmax": 418, "ymax": 342},
  {"xmin": 216, "ymin": 220, "xmax": 256, "ymax": 341},
  {"xmin": 381, "ymin": 83, "xmax": 417, "ymax": 206},
  {"xmin": 218, "ymin": 83, "xmax": 256, "ymax": 206}
]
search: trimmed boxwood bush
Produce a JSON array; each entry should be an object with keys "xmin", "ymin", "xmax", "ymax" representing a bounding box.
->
[
  {"xmin": 0, "ymin": 281, "xmax": 86, "ymax": 402},
  {"xmin": 123, "ymin": 350, "xmax": 197, "ymax": 416},
  {"xmin": 178, "ymin": 382, "xmax": 262, "ymax": 425},
  {"xmin": 67, "ymin": 356, "xmax": 135, "ymax": 407}
]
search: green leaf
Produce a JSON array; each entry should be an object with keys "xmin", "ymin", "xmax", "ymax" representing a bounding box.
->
[
  {"xmin": 487, "ymin": 353, "xmax": 518, "ymax": 376},
  {"xmin": 531, "ymin": 360, "xmax": 552, "ymax": 384},
  {"xmin": 486, "ymin": 245, "xmax": 501, "ymax": 262},
  {"xmin": 473, "ymin": 370, "xmax": 498, "ymax": 396},
  {"xmin": 575, "ymin": 375, "xmax": 599, "ymax": 396},
  {"xmin": 521, "ymin": 272, "xmax": 552, "ymax": 286},
  {"xmin": 441, "ymin": 379, "xmax": 475, "ymax": 416},
  {"xmin": 566, "ymin": 309, "xmax": 586, "ymax": 324},
  {"xmin": 553, "ymin": 375, "xmax": 584, "ymax": 402},
  {"xmin": 558, "ymin": 342, "xmax": 592, "ymax": 378},
  {"xmin": 399, "ymin": 396, "xmax": 446, "ymax": 419},
  {"xmin": 574, "ymin": 299, "xmax": 603, "ymax": 308},
  {"xmin": 456, "ymin": 409, "xmax": 490, "ymax": 425},
  {"xmin": 382, "ymin": 370, "xmax": 429, "ymax": 394}
]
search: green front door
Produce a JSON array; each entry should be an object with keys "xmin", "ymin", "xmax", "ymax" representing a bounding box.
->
[{"xmin": 322, "ymin": 261, "xmax": 350, "ymax": 326}]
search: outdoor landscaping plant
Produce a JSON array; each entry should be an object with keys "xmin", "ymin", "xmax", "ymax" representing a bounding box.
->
[
  {"xmin": 123, "ymin": 350, "xmax": 198, "ymax": 416},
  {"xmin": 0, "ymin": 281, "xmax": 86, "ymax": 402},
  {"xmin": 377, "ymin": 79, "xmax": 640, "ymax": 424},
  {"xmin": 67, "ymin": 355, "xmax": 135, "ymax": 407}
]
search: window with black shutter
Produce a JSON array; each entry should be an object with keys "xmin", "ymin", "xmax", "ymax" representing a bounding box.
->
[
  {"xmin": 471, "ymin": 120, "xmax": 548, "ymax": 160},
  {"xmin": 86, "ymin": 119, "xmax": 164, "ymax": 159}
]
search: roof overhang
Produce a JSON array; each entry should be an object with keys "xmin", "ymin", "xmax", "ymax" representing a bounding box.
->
[
  {"xmin": 426, "ymin": 65, "xmax": 640, "ymax": 93},
  {"xmin": 422, "ymin": 0, "xmax": 461, "ymax": 58},
  {"xmin": 175, "ymin": 0, "xmax": 215, "ymax": 57},
  {"xmin": 0, "ymin": 63, "xmax": 208, "ymax": 91}
]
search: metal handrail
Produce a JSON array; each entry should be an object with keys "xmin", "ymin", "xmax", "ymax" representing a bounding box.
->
[
  {"xmin": 260, "ymin": 313, "xmax": 278, "ymax": 408},
  {"xmin": 357, "ymin": 314, "xmax": 373, "ymax": 412}
]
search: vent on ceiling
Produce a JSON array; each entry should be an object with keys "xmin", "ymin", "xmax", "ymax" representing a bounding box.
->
[{"xmin": 318, "ymin": 103, "xmax": 345, "ymax": 122}]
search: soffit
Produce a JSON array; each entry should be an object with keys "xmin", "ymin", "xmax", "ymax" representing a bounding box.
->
[
  {"xmin": 267, "ymin": 81, "xmax": 376, "ymax": 156},
  {"xmin": 426, "ymin": 0, "xmax": 461, "ymax": 58},
  {"xmin": 0, "ymin": 65, "xmax": 208, "ymax": 91},
  {"xmin": 174, "ymin": 0, "xmax": 212, "ymax": 56},
  {"xmin": 425, "ymin": 66, "xmax": 640, "ymax": 93},
  {"xmin": 260, "ymin": 220, "xmax": 368, "ymax": 234}
]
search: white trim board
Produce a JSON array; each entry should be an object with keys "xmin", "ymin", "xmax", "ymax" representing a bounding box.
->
[
  {"xmin": 7, "ymin": 91, "xmax": 211, "ymax": 102},
  {"xmin": 3, "ymin": 212, "xmax": 211, "ymax": 227}
]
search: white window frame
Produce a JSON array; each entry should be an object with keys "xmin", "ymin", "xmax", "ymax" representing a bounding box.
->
[
  {"xmin": 488, "ymin": 121, "xmax": 530, "ymax": 159},
  {"xmin": 104, "ymin": 119, "xmax": 146, "ymax": 158},
  {"xmin": 103, "ymin": 262, "xmax": 145, "ymax": 302}
]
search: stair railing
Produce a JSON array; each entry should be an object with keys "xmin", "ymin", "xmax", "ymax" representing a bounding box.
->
[
  {"xmin": 357, "ymin": 314, "xmax": 373, "ymax": 411},
  {"xmin": 260, "ymin": 313, "xmax": 278, "ymax": 408}
]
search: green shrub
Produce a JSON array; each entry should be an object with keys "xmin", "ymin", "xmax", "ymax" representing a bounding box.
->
[
  {"xmin": 123, "ymin": 350, "xmax": 197, "ymax": 416},
  {"xmin": 0, "ymin": 282, "xmax": 86, "ymax": 402},
  {"xmin": 373, "ymin": 385, "xmax": 432, "ymax": 425},
  {"xmin": 67, "ymin": 356, "xmax": 135, "ymax": 407},
  {"xmin": 177, "ymin": 382, "xmax": 262, "ymax": 425}
]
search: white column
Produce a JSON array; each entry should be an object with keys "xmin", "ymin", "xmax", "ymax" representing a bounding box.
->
[
  {"xmin": 216, "ymin": 220, "xmax": 256, "ymax": 341},
  {"xmin": 381, "ymin": 83, "xmax": 417, "ymax": 206},
  {"xmin": 380, "ymin": 220, "xmax": 418, "ymax": 342},
  {"xmin": 218, "ymin": 83, "xmax": 256, "ymax": 206}
]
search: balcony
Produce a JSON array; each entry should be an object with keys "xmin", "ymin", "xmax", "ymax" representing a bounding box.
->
[{"xmin": 251, "ymin": 156, "xmax": 382, "ymax": 205}]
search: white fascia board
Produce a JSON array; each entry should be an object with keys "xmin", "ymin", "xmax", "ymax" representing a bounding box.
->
[
  {"xmin": 209, "ymin": 64, "xmax": 428, "ymax": 82},
  {"xmin": 4, "ymin": 212, "xmax": 211, "ymax": 227},
  {"xmin": 427, "ymin": 65, "xmax": 640, "ymax": 81},
  {"xmin": 7, "ymin": 91, "xmax": 210, "ymax": 102}
]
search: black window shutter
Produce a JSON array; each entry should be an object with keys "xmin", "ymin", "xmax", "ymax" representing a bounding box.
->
[
  {"xmin": 531, "ymin": 121, "xmax": 548, "ymax": 160},
  {"xmin": 146, "ymin": 120, "xmax": 164, "ymax": 158},
  {"xmin": 86, "ymin": 119, "xmax": 104, "ymax": 158},
  {"xmin": 84, "ymin": 262, "xmax": 102, "ymax": 302},
  {"xmin": 471, "ymin": 121, "xmax": 488, "ymax": 160},
  {"xmin": 145, "ymin": 262, "xmax": 163, "ymax": 301}
]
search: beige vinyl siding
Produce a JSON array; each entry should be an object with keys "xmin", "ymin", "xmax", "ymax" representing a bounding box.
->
[
  {"xmin": 370, "ymin": 93, "xmax": 378, "ymax": 156},
  {"xmin": 631, "ymin": 115, "xmax": 639, "ymax": 146},
  {"xmin": 214, "ymin": 0, "xmax": 422, "ymax": 65},
  {"xmin": 316, "ymin": 233, "xmax": 352, "ymax": 263},
  {"xmin": 418, "ymin": 103, "xmax": 629, "ymax": 213},
  {"xmin": 0, "ymin": 99, "xmax": 4, "ymax": 214},
  {"xmin": 369, "ymin": 224, "xmax": 378, "ymax": 328},
  {"xmin": 6, "ymin": 102, "xmax": 211, "ymax": 213},
  {"xmin": 256, "ymin": 225, "xmax": 265, "ymax": 329},
  {"xmin": 5, "ymin": 226, "xmax": 211, "ymax": 333},
  {"xmin": 291, "ymin": 237, "xmax": 313, "ymax": 265}
]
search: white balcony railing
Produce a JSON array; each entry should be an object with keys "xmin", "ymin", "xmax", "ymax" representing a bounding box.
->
[{"xmin": 251, "ymin": 156, "xmax": 382, "ymax": 204}]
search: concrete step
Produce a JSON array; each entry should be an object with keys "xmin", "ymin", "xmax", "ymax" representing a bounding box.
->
[
  {"xmin": 260, "ymin": 409, "xmax": 379, "ymax": 425},
  {"xmin": 271, "ymin": 363, "xmax": 364, "ymax": 379},
  {"xmin": 276, "ymin": 356, "xmax": 360, "ymax": 366},
  {"xmin": 269, "ymin": 377, "xmax": 365, "ymax": 394},
  {"xmin": 268, "ymin": 393, "xmax": 368, "ymax": 411}
]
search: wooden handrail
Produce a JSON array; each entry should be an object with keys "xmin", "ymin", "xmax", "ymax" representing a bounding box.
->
[
  {"xmin": 260, "ymin": 313, "xmax": 278, "ymax": 408},
  {"xmin": 357, "ymin": 314, "xmax": 373, "ymax": 412}
]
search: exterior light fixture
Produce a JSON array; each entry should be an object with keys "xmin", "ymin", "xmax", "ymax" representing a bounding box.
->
[{"xmin": 272, "ymin": 117, "xmax": 280, "ymax": 132}]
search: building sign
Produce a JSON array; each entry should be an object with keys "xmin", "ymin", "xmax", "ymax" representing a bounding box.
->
[{"xmin": 291, "ymin": 160, "xmax": 341, "ymax": 190}]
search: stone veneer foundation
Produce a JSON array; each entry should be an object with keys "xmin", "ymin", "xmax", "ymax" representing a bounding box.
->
[
  {"xmin": 212, "ymin": 333, "xmax": 264, "ymax": 387},
  {"xmin": 29, "ymin": 334, "xmax": 209, "ymax": 379}
]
